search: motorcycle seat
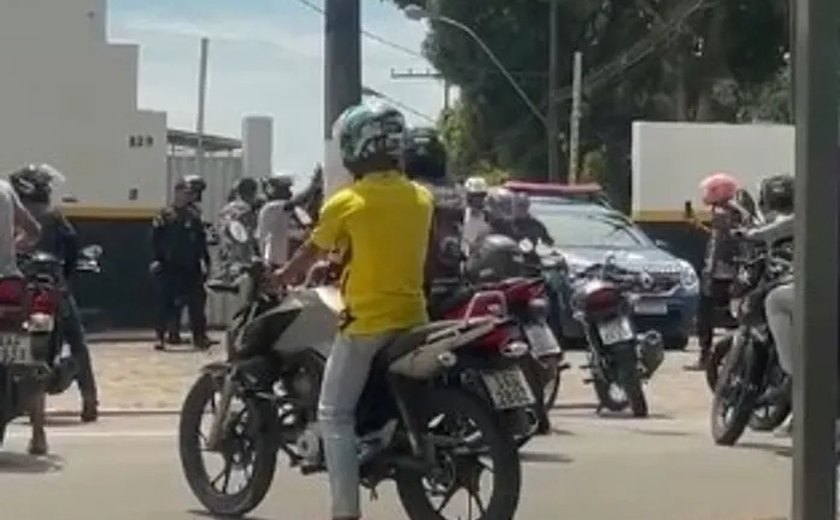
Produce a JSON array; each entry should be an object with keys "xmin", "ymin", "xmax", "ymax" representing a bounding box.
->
[
  {"xmin": 428, "ymin": 287, "xmax": 475, "ymax": 318},
  {"xmin": 374, "ymin": 321, "xmax": 462, "ymax": 370}
]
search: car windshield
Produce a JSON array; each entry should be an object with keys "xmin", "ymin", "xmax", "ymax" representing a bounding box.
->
[{"xmin": 533, "ymin": 205, "xmax": 652, "ymax": 249}]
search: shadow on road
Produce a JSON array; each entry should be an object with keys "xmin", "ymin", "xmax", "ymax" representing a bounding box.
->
[
  {"xmin": 630, "ymin": 428, "xmax": 692, "ymax": 437},
  {"xmin": 0, "ymin": 452, "xmax": 64, "ymax": 474},
  {"xmin": 520, "ymin": 451, "xmax": 574, "ymax": 465},
  {"xmin": 189, "ymin": 509, "xmax": 272, "ymax": 520},
  {"xmin": 736, "ymin": 441, "xmax": 792, "ymax": 458}
]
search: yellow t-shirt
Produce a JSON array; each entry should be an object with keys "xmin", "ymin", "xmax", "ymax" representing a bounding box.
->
[{"xmin": 310, "ymin": 171, "xmax": 433, "ymax": 335}]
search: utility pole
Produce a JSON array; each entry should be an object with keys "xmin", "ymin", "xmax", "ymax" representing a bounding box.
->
[
  {"xmin": 195, "ymin": 37, "xmax": 209, "ymax": 179},
  {"xmin": 790, "ymin": 0, "xmax": 838, "ymax": 516},
  {"xmin": 567, "ymin": 51, "xmax": 583, "ymax": 184},
  {"xmin": 324, "ymin": 0, "xmax": 361, "ymax": 197},
  {"xmin": 546, "ymin": 0, "xmax": 560, "ymax": 183},
  {"xmin": 390, "ymin": 68, "xmax": 451, "ymax": 111}
]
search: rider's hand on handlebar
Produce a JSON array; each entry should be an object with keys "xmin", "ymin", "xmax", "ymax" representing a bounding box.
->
[{"xmin": 269, "ymin": 265, "xmax": 294, "ymax": 292}]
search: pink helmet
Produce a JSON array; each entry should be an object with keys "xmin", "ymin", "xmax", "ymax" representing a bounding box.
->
[{"xmin": 700, "ymin": 172, "xmax": 740, "ymax": 206}]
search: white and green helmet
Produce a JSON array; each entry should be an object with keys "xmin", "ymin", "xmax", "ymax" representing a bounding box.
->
[{"xmin": 333, "ymin": 100, "xmax": 406, "ymax": 174}]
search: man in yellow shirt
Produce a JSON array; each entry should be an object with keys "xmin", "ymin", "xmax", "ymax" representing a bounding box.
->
[{"xmin": 273, "ymin": 101, "xmax": 432, "ymax": 520}]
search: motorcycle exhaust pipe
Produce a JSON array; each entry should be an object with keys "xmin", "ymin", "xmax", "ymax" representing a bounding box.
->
[{"xmin": 205, "ymin": 373, "xmax": 236, "ymax": 452}]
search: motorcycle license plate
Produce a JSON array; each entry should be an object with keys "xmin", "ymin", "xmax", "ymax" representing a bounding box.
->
[
  {"xmin": 524, "ymin": 323, "xmax": 562, "ymax": 356},
  {"xmin": 0, "ymin": 335, "xmax": 32, "ymax": 365},
  {"xmin": 481, "ymin": 367, "xmax": 536, "ymax": 410},
  {"xmin": 597, "ymin": 317, "xmax": 635, "ymax": 345}
]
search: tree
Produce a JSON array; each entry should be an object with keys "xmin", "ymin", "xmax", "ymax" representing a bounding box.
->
[{"xmin": 391, "ymin": 0, "xmax": 790, "ymax": 202}]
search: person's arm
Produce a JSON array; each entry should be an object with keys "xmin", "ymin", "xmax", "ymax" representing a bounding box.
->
[
  {"xmin": 533, "ymin": 218, "xmax": 554, "ymax": 246},
  {"xmin": 57, "ymin": 213, "xmax": 79, "ymax": 278},
  {"xmin": 150, "ymin": 211, "xmax": 167, "ymax": 271},
  {"xmin": 273, "ymin": 192, "xmax": 348, "ymax": 287},
  {"xmin": 12, "ymin": 193, "xmax": 40, "ymax": 251}
]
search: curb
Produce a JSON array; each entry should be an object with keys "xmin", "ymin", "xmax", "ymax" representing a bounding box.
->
[{"xmin": 46, "ymin": 408, "xmax": 180, "ymax": 418}]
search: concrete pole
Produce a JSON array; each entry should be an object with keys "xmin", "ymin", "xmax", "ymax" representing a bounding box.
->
[
  {"xmin": 568, "ymin": 51, "xmax": 583, "ymax": 184},
  {"xmin": 196, "ymin": 37, "xmax": 209, "ymax": 179},
  {"xmin": 323, "ymin": 0, "xmax": 361, "ymax": 198},
  {"xmin": 790, "ymin": 0, "xmax": 839, "ymax": 516},
  {"xmin": 546, "ymin": 0, "xmax": 560, "ymax": 183}
]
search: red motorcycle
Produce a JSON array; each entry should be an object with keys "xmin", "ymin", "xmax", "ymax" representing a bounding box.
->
[{"xmin": 428, "ymin": 275, "xmax": 567, "ymax": 441}]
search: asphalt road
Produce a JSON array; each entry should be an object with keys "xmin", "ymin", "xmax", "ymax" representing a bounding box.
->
[{"xmin": 0, "ymin": 402, "xmax": 792, "ymax": 519}]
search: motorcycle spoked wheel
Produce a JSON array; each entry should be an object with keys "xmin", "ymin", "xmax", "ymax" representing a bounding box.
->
[
  {"xmin": 179, "ymin": 373, "xmax": 277, "ymax": 517},
  {"xmin": 711, "ymin": 337, "xmax": 759, "ymax": 446},
  {"xmin": 395, "ymin": 388, "xmax": 521, "ymax": 520}
]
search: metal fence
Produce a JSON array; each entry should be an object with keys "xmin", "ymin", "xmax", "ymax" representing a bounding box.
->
[{"xmin": 167, "ymin": 155, "xmax": 242, "ymax": 327}]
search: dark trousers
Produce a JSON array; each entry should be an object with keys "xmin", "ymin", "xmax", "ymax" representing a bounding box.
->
[
  {"xmin": 156, "ymin": 271, "xmax": 207, "ymax": 342},
  {"xmin": 697, "ymin": 279, "xmax": 732, "ymax": 355},
  {"xmin": 62, "ymin": 292, "xmax": 98, "ymax": 401}
]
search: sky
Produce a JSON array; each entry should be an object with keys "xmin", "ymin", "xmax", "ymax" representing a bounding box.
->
[{"xmin": 108, "ymin": 0, "xmax": 446, "ymax": 182}]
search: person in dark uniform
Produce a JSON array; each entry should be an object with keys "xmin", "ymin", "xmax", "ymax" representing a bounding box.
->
[
  {"xmin": 688, "ymin": 172, "xmax": 742, "ymax": 370},
  {"xmin": 512, "ymin": 192, "xmax": 554, "ymax": 246},
  {"xmin": 402, "ymin": 127, "xmax": 465, "ymax": 288},
  {"xmin": 151, "ymin": 177, "xmax": 212, "ymax": 351},
  {"xmin": 9, "ymin": 164, "xmax": 99, "ymax": 423}
]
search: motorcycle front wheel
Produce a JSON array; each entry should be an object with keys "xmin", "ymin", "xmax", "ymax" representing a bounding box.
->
[
  {"xmin": 396, "ymin": 388, "xmax": 521, "ymax": 520},
  {"xmin": 711, "ymin": 337, "xmax": 760, "ymax": 446},
  {"xmin": 706, "ymin": 335, "xmax": 733, "ymax": 392},
  {"xmin": 179, "ymin": 373, "xmax": 277, "ymax": 517}
]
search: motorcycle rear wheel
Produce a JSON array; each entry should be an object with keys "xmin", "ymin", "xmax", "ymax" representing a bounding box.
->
[
  {"xmin": 179, "ymin": 373, "xmax": 277, "ymax": 517},
  {"xmin": 396, "ymin": 388, "xmax": 521, "ymax": 520}
]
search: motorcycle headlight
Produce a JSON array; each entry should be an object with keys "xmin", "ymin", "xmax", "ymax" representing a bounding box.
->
[{"xmin": 678, "ymin": 261, "xmax": 699, "ymax": 291}]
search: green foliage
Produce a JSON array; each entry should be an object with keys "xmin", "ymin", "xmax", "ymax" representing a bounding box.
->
[{"xmin": 392, "ymin": 0, "xmax": 790, "ymax": 198}]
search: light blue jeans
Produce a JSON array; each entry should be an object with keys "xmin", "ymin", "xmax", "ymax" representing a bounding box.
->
[{"xmin": 318, "ymin": 330, "xmax": 397, "ymax": 519}]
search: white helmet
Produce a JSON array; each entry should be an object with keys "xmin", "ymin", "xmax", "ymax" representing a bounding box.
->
[{"xmin": 464, "ymin": 176, "xmax": 489, "ymax": 195}]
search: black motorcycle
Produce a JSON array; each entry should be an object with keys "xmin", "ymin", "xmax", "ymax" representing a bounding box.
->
[
  {"xmin": 569, "ymin": 260, "xmax": 665, "ymax": 417},
  {"xmin": 710, "ymin": 240, "xmax": 792, "ymax": 445},
  {"xmin": 179, "ymin": 230, "xmax": 522, "ymax": 519}
]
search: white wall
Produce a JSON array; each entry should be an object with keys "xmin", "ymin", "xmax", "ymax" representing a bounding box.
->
[
  {"xmin": 631, "ymin": 122, "xmax": 795, "ymax": 218},
  {"xmin": 0, "ymin": 0, "xmax": 167, "ymax": 208}
]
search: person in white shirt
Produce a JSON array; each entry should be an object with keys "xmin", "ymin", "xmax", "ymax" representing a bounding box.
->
[
  {"xmin": 462, "ymin": 176, "xmax": 490, "ymax": 254},
  {"xmin": 257, "ymin": 174, "xmax": 294, "ymax": 266}
]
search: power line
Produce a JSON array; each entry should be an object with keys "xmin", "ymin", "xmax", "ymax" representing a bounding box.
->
[
  {"xmin": 291, "ymin": 0, "xmax": 548, "ymax": 79},
  {"xmin": 362, "ymin": 86, "xmax": 437, "ymax": 123}
]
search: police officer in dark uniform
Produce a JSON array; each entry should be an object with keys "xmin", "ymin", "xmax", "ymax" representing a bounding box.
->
[{"xmin": 151, "ymin": 177, "xmax": 211, "ymax": 351}]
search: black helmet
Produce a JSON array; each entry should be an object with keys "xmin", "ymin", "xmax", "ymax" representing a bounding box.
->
[
  {"xmin": 9, "ymin": 164, "xmax": 64, "ymax": 204},
  {"xmin": 403, "ymin": 127, "xmax": 447, "ymax": 182},
  {"xmin": 234, "ymin": 177, "xmax": 259, "ymax": 200},
  {"xmin": 262, "ymin": 173, "xmax": 294, "ymax": 200},
  {"xmin": 759, "ymin": 174, "xmax": 794, "ymax": 215},
  {"xmin": 175, "ymin": 174, "xmax": 207, "ymax": 202}
]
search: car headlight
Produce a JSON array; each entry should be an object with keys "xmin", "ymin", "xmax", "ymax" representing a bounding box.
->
[{"xmin": 678, "ymin": 261, "xmax": 699, "ymax": 290}]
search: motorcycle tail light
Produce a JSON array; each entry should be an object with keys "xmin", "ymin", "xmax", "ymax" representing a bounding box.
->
[
  {"xmin": 0, "ymin": 278, "xmax": 25, "ymax": 305},
  {"xmin": 500, "ymin": 340, "xmax": 529, "ymax": 358},
  {"xmin": 584, "ymin": 287, "xmax": 621, "ymax": 315},
  {"xmin": 504, "ymin": 278, "xmax": 545, "ymax": 305},
  {"xmin": 31, "ymin": 290, "xmax": 59, "ymax": 315}
]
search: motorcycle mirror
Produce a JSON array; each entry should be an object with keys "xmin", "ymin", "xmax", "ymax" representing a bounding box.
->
[
  {"xmin": 683, "ymin": 200, "xmax": 695, "ymax": 221},
  {"xmin": 81, "ymin": 245, "xmax": 103, "ymax": 259},
  {"xmin": 228, "ymin": 221, "xmax": 250, "ymax": 244}
]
